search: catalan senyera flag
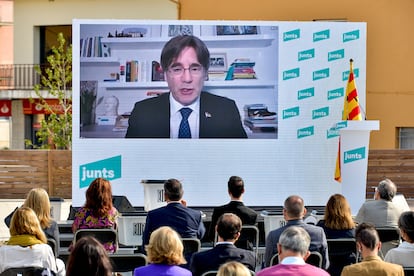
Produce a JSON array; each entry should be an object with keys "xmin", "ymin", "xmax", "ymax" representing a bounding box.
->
[{"xmin": 334, "ymin": 59, "xmax": 363, "ymax": 182}]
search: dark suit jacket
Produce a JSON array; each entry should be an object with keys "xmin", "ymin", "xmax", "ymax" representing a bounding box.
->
[
  {"xmin": 142, "ymin": 202, "xmax": 205, "ymax": 247},
  {"xmin": 264, "ymin": 219, "xmax": 329, "ymax": 269},
  {"xmin": 208, "ymin": 201, "xmax": 258, "ymax": 241},
  {"xmin": 125, "ymin": 92, "xmax": 247, "ymax": 138},
  {"xmin": 190, "ymin": 243, "xmax": 256, "ymax": 276}
]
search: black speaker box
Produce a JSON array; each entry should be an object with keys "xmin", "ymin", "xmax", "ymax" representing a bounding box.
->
[{"xmin": 112, "ymin": 195, "xmax": 136, "ymax": 213}]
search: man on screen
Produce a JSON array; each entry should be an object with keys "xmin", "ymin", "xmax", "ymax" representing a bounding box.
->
[{"xmin": 125, "ymin": 35, "xmax": 247, "ymax": 138}]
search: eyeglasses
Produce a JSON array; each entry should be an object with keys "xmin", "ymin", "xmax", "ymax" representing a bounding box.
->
[{"xmin": 168, "ymin": 65, "xmax": 204, "ymax": 76}]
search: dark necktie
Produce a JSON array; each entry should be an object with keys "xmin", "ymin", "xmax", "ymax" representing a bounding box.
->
[{"xmin": 179, "ymin": 107, "xmax": 192, "ymax": 138}]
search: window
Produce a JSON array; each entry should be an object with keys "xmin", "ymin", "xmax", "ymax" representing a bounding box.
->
[
  {"xmin": 39, "ymin": 25, "xmax": 71, "ymax": 64},
  {"xmin": 398, "ymin": 127, "xmax": 414, "ymax": 149}
]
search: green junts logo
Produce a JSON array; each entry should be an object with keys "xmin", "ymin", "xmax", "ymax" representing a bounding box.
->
[{"xmin": 79, "ymin": 155, "xmax": 122, "ymax": 188}]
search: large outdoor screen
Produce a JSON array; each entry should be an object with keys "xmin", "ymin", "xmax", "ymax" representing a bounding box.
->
[{"xmin": 72, "ymin": 19, "xmax": 367, "ymax": 210}]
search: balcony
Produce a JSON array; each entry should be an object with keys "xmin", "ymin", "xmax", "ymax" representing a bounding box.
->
[{"xmin": 0, "ymin": 64, "xmax": 72, "ymax": 98}]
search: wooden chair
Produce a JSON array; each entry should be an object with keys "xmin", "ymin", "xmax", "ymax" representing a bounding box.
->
[
  {"xmin": 73, "ymin": 228, "xmax": 118, "ymax": 253},
  {"xmin": 110, "ymin": 253, "xmax": 147, "ymax": 273},
  {"xmin": 0, "ymin": 267, "xmax": 56, "ymax": 276}
]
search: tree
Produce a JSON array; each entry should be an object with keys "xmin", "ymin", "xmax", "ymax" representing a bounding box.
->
[{"xmin": 26, "ymin": 33, "xmax": 72, "ymax": 149}]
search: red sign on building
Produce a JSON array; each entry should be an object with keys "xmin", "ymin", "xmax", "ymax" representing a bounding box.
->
[
  {"xmin": 23, "ymin": 99, "xmax": 65, "ymax": 115},
  {"xmin": 0, "ymin": 100, "xmax": 12, "ymax": 117}
]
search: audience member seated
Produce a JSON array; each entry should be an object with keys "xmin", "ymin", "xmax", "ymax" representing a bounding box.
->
[
  {"xmin": 142, "ymin": 179, "xmax": 205, "ymax": 250},
  {"xmin": 190, "ymin": 213, "xmax": 256, "ymax": 276},
  {"xmin": 71, "ymin": 178, "xmax": 119, "ymax": 253},
  {"xmin": 263, "ymin": 195, "xmax": 329, "ymax": 269},
  {"xmin": 257, "ymin": 226, "xmax": 329, "ymax": 276},
  {"xmin": 354, "ymin": 179, "xmax": 403, "ymax": 228},
  {"xmin": 341, "ymin": 222, "xmax": 404, "ymax": 276},
  {"xmin": 317, "ymin": 194, "xmax": 356, "ymax": 275},
  {"xmin": 384, "ymin": 211, "xmax": 414, "ymax": 266},
  {"xmin": 3, "ymin": 188, "xmax": 65, "ymax": 274},
  {"xmin": 66, "ymin": 236, "xmax": 113, "ymax": 276},
  {"xmin": 317, "ymin": 194, "xmax": 355, "ymax": 239},
  {"xmin": 0, "ymin": 207, "xmax": 57, "ymax": 275},
  {"xmin": 217, "ymin": 261, "xmax": 252, "ymax": 276},
  {"xmin": 134, "ymin": 226, "xmax": 191, "ymax": 276},
  {"xmin": 209, "ymin": 176, "xmax": 258, "ymax": 250}
]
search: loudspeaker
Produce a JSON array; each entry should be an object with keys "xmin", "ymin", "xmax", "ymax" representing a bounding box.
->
[{"xmin": 112, "ymin": 195, "xmax": 136, "ymax": 213}]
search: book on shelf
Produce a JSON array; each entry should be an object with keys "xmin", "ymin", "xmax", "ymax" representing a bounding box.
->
[
  {"xmin": 125, "ymin": 60, "xmax": 139, "ymax": 82},
  {"xmin": 226, "ymin": 58, "xmax": 257, "ymax": 80},
  {"xmin": 231, "ymin": 58, "xmax": 256, "ymax": 68},
  {"xmin": 233, "ymin": 73, "xmax": 256, "ymax": 79},
  {"xmin": 80, "ymin": 36, "xmax": 104, "ymax": 58},
  {"xmin": 208, "ymin": 71, "xmax": 227, "ymax": 81}
]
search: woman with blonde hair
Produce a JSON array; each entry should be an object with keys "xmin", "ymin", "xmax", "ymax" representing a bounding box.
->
[
  {"xmin": 217, "ymin": 261, "xmax": 252, "ymax": 276},
  {"xmin": 134, "ymin": 226, "xmax": 191, "ymax": 276},
  {"xmin": 24, "ymin": 188, "xmax": 60, "ymax": 253},
  {"xmin": 0, "ymin": 207, "xmax": 57, "ymax": 274},
  {"xmin": 5, "ymin": 188, "xmax": 60, "ymax": 250}
]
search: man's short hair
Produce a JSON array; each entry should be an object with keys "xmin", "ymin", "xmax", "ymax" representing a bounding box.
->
[
  {"xmin": 377, "ymin": 178, "xmax": 397, "ymax": 201},
  {"xmin": 228, "ymin": 176, "xmax": 244, "ymax": 198},
  {"xmin": 355, "ymin": 222, "xmax": 380, "ymax": 250},
  {"xmin": 160, "ymin": 35, "xmax": 210, "ymax": 72},
  {"xmin": 216, "ymin": 213, "xmax": 242, "ymax": 241},
  {"xmin": 284, "ymin": 195, "xmax": 305, "ymax": 218},
  {"xmin": 279, "ymin": 226, "xmax": 310, "ymax": 256},
  {"xmin": 164, "ymin": 179, "xmax": 183, "ymax": 201}
]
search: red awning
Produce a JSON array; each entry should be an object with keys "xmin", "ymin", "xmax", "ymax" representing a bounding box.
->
[{"xmin": 23, "ymin": 99, "xmax": 65, "ymax": 115}]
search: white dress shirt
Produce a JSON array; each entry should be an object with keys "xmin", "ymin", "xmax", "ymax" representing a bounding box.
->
[{"xmin": 384, "ymin": 241, "xmax": 414, "ymax": 266}]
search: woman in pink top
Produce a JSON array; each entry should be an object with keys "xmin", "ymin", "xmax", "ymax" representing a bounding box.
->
[{"xmin": 72, "ymin": 178, "xmax": 119, "ymax": 253}]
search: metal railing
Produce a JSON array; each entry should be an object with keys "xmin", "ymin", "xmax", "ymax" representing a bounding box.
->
[{"xmin": 0, "ymin": 64, "xmax": 68, "ymax": 90}]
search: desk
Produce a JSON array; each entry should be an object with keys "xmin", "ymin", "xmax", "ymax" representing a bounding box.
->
[
  {"xmin": 80, "ymin": 124, "xmax": 277, "ymax": 139},
  {"xmin": 80, "ymin": 125, "xmax": 126, "ymax": 138}
]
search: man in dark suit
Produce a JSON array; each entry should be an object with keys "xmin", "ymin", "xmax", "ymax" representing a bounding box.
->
[
  {"xmin": 125, "ymin": 35, "xmax": 247, "ymax": 139},
  {"xmin": 263, "ymin": 195, "xmax": 329, "ymax": 269},
  {"xmin": 209, "ymin": 176, "xmax": 257, "ymax": 248},
  {"xmin": 190, "ymin": 213, "xmax": 256, "ymax": 276},
  {"xmin": 142, "ymin": 179, "xmax": 205, "ymax": 248}
]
